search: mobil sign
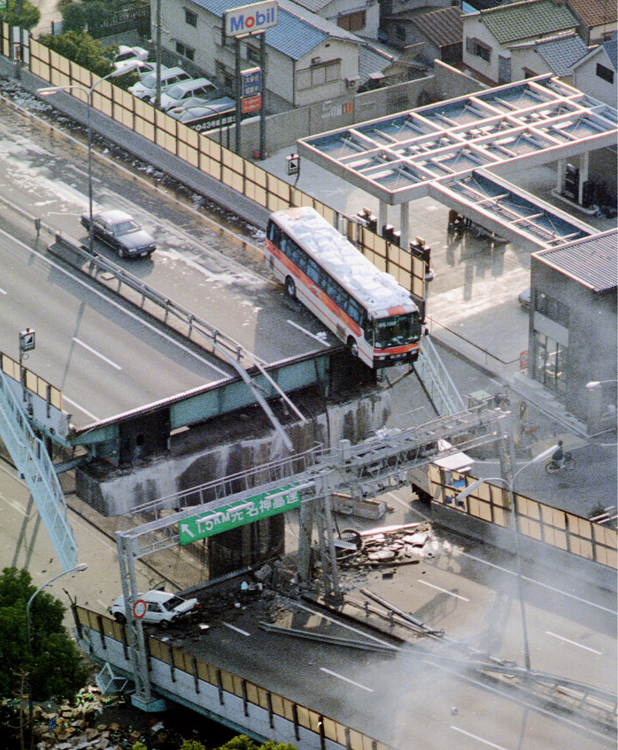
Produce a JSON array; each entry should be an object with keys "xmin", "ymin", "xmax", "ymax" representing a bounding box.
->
[{"xmin": 225, "ymin": 1, "xmax": 278, "ymax": 36}]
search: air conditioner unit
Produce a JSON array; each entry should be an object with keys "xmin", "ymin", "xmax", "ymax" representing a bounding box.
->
[
  {"xmin": 346, "ymin": 77, "xmax": 360, "ymax": 89},
  {"xmin": 311, "ymin": 56, "xmax": 321, "ymax": 64}
]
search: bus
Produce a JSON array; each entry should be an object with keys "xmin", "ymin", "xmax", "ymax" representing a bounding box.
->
[{"xmin": 265, "ymin": 206, "xmax": 422, "ymax": 369}]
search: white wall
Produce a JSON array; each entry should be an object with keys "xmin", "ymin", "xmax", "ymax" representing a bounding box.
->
[
  {"xmin": 509, "ymin": 46, "xmax": 555, "ymax": 82},
  {"xmin": 323, "ymin": 0, "xmax": 381, "ymax": 40},
  {"xmin": 573, "ymin": 48, "xmax": 617, "ymax": 107},
  {"xmin": 462, "ymin": 15, "xmax": 501, "ymax": 84}
]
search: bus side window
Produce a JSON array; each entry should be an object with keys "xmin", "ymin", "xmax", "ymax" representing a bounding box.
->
[
  {"xmin": 346, "ymin": 298, "xmax": 363, "ymax": 325},
  {"xmin": 267, "ymin": 221, "xmax": 281, "ymax": 246},
  {"xmin": 305, "ymin": 258, "xmax": 321, "ymax": 284}
]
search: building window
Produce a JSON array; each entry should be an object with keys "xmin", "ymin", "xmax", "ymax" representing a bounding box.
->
[
  {"xmin": 534, "ymin": 291, "xmax": 569, "ymax": 327},
  {"xmin": 465, "ymin": 37, "xmax": 491, "ymax": 63},
  {"xmin": 596, "ymin": 63, "xmax": 614, "ymax": 84},
  {"xmin": 337, "ymin": 10, "xmax": 366, "ymax": 31},
  {"xmin": 297, "ymin": 59, "xmax": 341, "ymax": 90},
  {"xmin": 176, "ymin": 41, "xmax": 195, "ymax": 61},
  {"xmin": 184, "ymin": 8, "xmax": 197, "ymax": 27},
  {"xmin": 523, "ymin": 67, "xmax": 537, "ymax": 79},
  {"xmin": 532, "ymin": 331, "xmax": 567, "ymax": 395}
]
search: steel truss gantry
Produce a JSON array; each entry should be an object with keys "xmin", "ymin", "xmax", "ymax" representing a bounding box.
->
[{"xmin": 112, "ymin": 403, "xmax": 507, "ymax": 708}]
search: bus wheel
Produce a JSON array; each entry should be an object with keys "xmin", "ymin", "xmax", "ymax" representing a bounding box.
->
[
  {"xmin": 285, "ymin": 277, "xmax": 296, "ymax": 299},
  {"xmin": 347, "ymin": 337, "xmax": 359, "ymax": 358}
]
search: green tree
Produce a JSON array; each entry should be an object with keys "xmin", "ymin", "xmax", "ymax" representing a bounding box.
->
[
  {"xmin": 0, "ymin": 567, "xmax": 89, "ymax": 703},
  {"xmin": 37, "ymin": 31, "xmax": 141, "ymax": 88},
  {"xmin": 218, "ymin": 737, "xmax": 296, "ymax": 750},
  {"xmin": 61, "ymin": 2, "xmax": 87, "ymax": 33},
  {"xmin": 3, "ymin": 0, "xmax": 41, "ymax": 30}
]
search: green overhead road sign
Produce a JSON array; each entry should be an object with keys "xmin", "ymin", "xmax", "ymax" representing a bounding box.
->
[{"xmin": 179, "ymin": 484, "xmax": 301, "ymax": 545}]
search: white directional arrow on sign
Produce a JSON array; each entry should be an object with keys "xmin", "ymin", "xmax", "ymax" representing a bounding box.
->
[{"xmin": 180, "ymin": 523, "xmax": 195, "ymax": 538}]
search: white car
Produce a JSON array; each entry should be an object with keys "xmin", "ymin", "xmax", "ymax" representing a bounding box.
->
[
  {"xmin": 113, "ymin": 45, "xmax": 149, "ymax": 70},
  {"xmin": 130, "ymin": 67, "xmax": 192, "ymax": 101},
  {"xmin": 110, "ymin": 589, "xmax": 199, "ymax": 627},
  {"xmin": 158, "ymin": 78, "xmax": 218, "ymax": 112}
]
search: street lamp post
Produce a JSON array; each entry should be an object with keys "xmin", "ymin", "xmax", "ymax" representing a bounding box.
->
[
  {"xmin": 455, "ymin": 444, "xmax": 558, "ymax": 673},
  {"xmin": 25, "ymin": 563, "xmax": 88, "ymax": 750},
  {"xmin": 36, "ymin": 61, "xmax": 143, "ymax": 254}
]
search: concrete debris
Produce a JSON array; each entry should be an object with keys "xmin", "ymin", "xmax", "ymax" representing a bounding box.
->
[{"xmin": 337, "ymin": 521, "xmax": 433, "ymax": 569}]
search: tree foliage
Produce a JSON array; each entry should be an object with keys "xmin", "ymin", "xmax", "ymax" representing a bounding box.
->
[
  {"xmin": 0, "ymin": 567, "xmax": 89, "ymax": 702},
  {"xmin": 2, "ymin": 0, "xmax": 40, "ymax": 30},
  {"xmin": 218, "ymin": 737, "xmax": 296, "ymax": 750},
  {"xmin": 37, "ymin": 31, "xmax": 141, "ymax": 89}
]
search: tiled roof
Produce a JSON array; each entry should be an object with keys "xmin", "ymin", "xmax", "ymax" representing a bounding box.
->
[
  {"xmin": 536, "ymin": 230, "xmax": 618, "ymax": 293},
  {"xmin": 565, "ymin": 0, "xmax": 618, "ymax": 29},
  {"xmin": 413, "ymin": 6, "xmax": 463, "ymax": 48},
  {"xmin": 533, "ymin": 32, "xmax": 588, "ymax": 76},
  {"xmin": 288, "ymin": 0, "xmax": 332, "ymax": 14},
  {"xmin": 358, "ymin": 44, "xmax": 394, "ymax": 81},
  {"xmin": 477, "ymin": 0, "xmax": 579, "ymax": 45},
  {"xmin": 191, "ymin": 0, "xmax": 360, "ymax": 60},
  {"xmin": 604, "ymin": 32, "xmax": 617, "ymax": 68}
]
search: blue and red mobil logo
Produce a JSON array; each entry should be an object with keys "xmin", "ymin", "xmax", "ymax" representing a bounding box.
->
[{"xmin": 225, "ymin": 1, "xmax": 278, "ymax": 36}]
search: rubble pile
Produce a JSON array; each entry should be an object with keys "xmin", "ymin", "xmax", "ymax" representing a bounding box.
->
[{"xmin": 336, "ymin": 521, "xmax": 438, "ymax": 569}]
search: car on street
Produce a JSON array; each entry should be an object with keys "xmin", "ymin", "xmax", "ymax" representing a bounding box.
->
[
  {"xmin": 157, "ymin": 77, "xmax": 218, "ymax": 111},
  {"xmin": 518, "ymin": 287, "xmax": 531, "ymax": 310},
  {"xmin": 110, "ymin": 589, "xmax": 199, "ymax": 627},
  {"xmin": 130, "ymin": 66, "xmax": 192, "ymax": 101},
  {"xmin": 81, "ymin": 209, "xmax": 156, "ymax": 258}
]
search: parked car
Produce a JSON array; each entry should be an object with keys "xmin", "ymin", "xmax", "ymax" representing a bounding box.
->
[
  {"xmin": 138, "ymin": 61, "xmax": 167, "ymax": 79},
  {"xmin": 167, "ymin": 96, "xmax": 235, "ymax": 123},
  {"xmin": 157, "ymin": 77, "xmax": 218, "ymax": 112},
  {"xmin": 81, "ymin": 209, "xmax": 156, "ymax": 258},
  {"xmin": 518, "ymin": 287, "xmax": 531, "ymax": 310},
  {"xmin": 130, "ymin": 66, "xmax": 192, "ymax": 101},
  {"xmin": 113, "ymin": 45, "xmax": 149, "ymax": 70},
  {"xmin": 110, "ymin": 589, "xmax": 199, "ymax": 627}
]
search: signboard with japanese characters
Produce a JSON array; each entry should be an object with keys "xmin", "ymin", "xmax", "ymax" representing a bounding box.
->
[{"xmin": 179, "ymin": 484, "xmax": 300, "ymax": 544}]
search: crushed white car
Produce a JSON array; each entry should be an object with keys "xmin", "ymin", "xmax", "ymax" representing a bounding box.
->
[{"xmin": 110, "ymin": 589, "xmax": 199, "ymax": 627}]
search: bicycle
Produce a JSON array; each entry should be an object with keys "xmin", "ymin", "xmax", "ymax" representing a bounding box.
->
[{"xmin": 545, "ymin": 452, "xmax": 575, "ymax": 474}]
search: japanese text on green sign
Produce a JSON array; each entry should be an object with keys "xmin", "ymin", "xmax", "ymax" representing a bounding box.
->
[{"xmin": 179, "ymin": 484, "xmax": 300, "ymax": 545}]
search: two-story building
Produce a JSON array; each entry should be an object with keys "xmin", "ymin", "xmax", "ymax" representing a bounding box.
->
[
  {"xmin": 156, "ymin": 0, "xmax": 375, "ymax": 111},
  {"xmin": 508, "ymin": 31, "xmax": 588, "ymax": 83},
  {"xmin": 572, "ymin": 32, "xmax": 617, "ymax": 107},
  {"xmin": 565, "ymin": 0, "xmax": 617, "ymax": 46},
  {"xmin": 462, "ymin": 0, "xmax": 579, "ymax": 84},
  {"xmin": 381, "ymin": 5, "xmax": 463, "ymax": 66},
  {"xmin": 290, "ymin": 0, "xmax": 381, "ymax": 40}
]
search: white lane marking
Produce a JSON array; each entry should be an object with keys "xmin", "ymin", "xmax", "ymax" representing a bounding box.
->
[
  {"xmin": 0, "ymin": 225, "xmax": 230, "ymax": 379},
  {"xmin": 63, "ymin": 395, "xmax": 101, "ymax": 422},
  {"xmin": 223, "ymin": 622, "xmax": 251, "ymax": 636},
  {"xmin": 385, "ymin": 491, "xmax": 410, "ymax": 509},
  {"xmin": 73, "ymin": 338, "xmax": 122, "ymax": 370},
  {"xmin": 417, "ymin": 579, "xmax": 469, "ymax": 601},
  {"xmin": 0, "ymin": 494, "xmax": 28, "ymax": 516},
  {"xmin": 320, "ymin": 668, "xmax": 373, "ymax": 692},
  {"xmin": 545, "ymin": 631, "xmax": 602, "ymax": 654},
  {"xmin": 451, "ymin": 726, "xmax": 508, "ymax": 750},
  {"xmin": 391, "ymin": 494, "xmax": 616, "ymax": 618},
  {"xmin": 0, "ymin": 286, "xmax": 7, "ymax": 294},
  {"xmin": 286, "ymin": 320, "xmax": 330, "ymax": 346}
]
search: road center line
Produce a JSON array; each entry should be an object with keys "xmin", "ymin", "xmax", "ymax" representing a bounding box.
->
[
  {"xmin": 223, "ymin": 622, "xmax": 251, "ymax": 637},
  {"xmin": 417, "ymin": 579, "xmax": 469, "ymax": 601},
  {"xmin": 545, "ymin": 631, "xmax": 602, "ymax": 654},
  {"xmin": 451, "ymin": 726, "xmax": 508, "ymax": 750},
  {"xmin": 73, "ymin": 338, "xmax": 122, "ymax": 370},
  {"xmin": 320, "ymin": 668, "xmax": 373, "ymax": 692}
]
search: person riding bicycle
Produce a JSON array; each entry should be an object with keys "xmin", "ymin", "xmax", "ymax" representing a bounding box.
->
[{"xmin": 552, "ymin": 440, "xmax": 565, "ymax": 469}]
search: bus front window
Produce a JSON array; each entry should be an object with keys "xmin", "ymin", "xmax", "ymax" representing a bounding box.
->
[{"xmin": 374, "ymin": 313, "xmax": 420, "ymax": 349}]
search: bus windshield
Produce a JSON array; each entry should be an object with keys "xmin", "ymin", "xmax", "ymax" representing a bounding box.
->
[{"xmin": 374, "ymin": 313, "xmax": 420, "ymax": 349}]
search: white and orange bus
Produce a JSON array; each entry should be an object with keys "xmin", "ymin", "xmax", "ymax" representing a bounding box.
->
[{"xmin": 265, "ymin": 206, "xmax": 422, "ymax": 369}]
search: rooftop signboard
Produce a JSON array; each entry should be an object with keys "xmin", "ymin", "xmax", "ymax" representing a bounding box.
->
[{"xmin": 225, "ymin": 1, "xmax": 278, "ymax": 37}]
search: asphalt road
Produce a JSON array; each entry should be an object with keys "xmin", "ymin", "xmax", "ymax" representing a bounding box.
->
[{"xmin": 0, "ymin": 95, "xmax": 337, "ymax": 428}]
